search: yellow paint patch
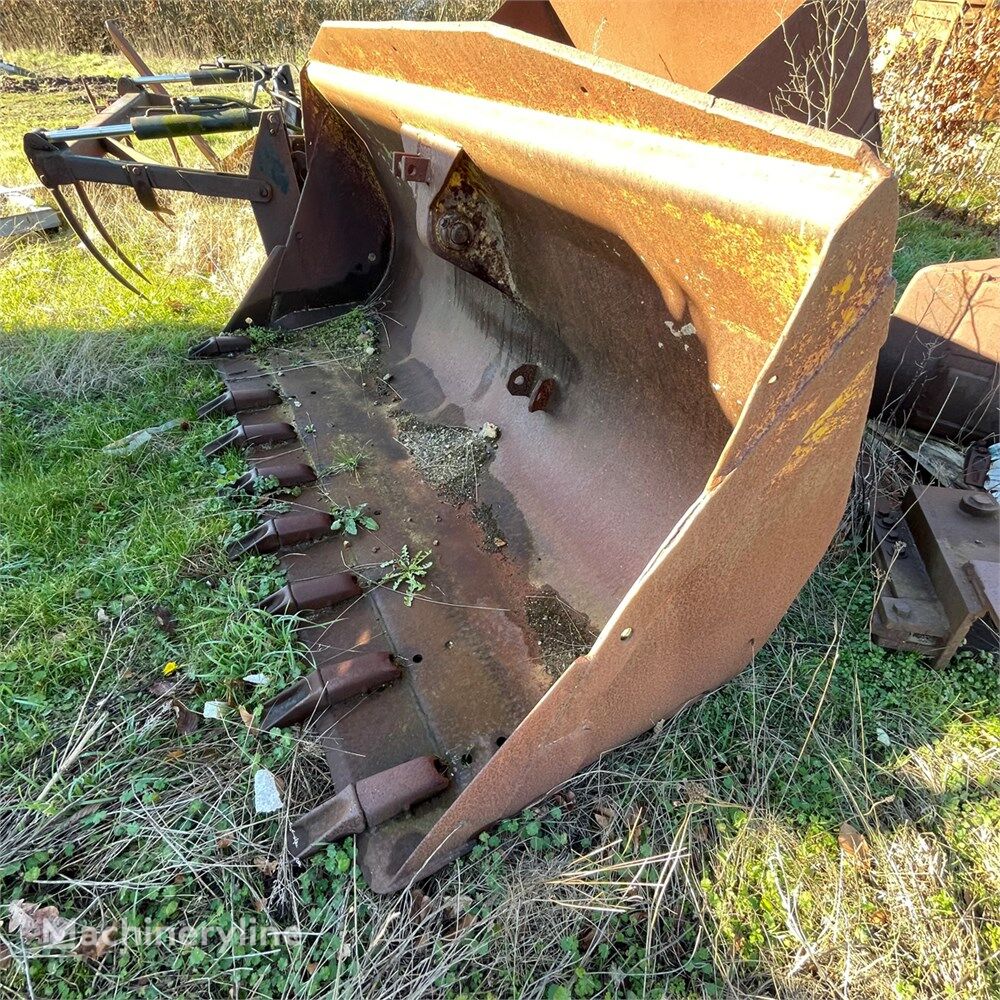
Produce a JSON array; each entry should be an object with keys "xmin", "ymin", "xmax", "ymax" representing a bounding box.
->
[
  {"xmin": 783, "ymin": 367, "xmax": 871, "ymax": 476},
  {"xmin": 698, "ymin": 212, "xmax": 822, "ymax": 326},
  {"xmin": 832, "ymin": 273, "xmax": 854, "ymax": 299}
]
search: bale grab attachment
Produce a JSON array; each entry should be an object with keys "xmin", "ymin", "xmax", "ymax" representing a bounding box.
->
[{"xmin": 22, "ymin": 21, "xmax": 302, "ymax": 295}]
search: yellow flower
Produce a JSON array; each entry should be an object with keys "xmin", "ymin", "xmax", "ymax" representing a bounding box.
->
[{"xmin": 162, "ymin": 661, "xmax": 179, "ymax": 676}]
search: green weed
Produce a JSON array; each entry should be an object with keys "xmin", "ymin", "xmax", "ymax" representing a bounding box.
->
[
  {"xmin": 330, "ymin": 503, "xmax": 378, "ymax": 536},
  {"xmin": 379, "ymin": 545, "xmax": 432, "ymax": 607}
]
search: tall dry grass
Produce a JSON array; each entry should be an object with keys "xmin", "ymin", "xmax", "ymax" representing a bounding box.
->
[{"xmin": 0, "ymin": 0, "xmax": 492, "ymax": 60}]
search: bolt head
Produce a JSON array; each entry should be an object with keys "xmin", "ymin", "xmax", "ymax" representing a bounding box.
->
[
  {"xmin": 960, "ymin": 490, "xmax": 999, "ymax": 518},
  {"xmin": 449, "ymin": 223, "xmax": 472, "ymax": 247},
  {"xmin": 438, "ymin": 213, "xmax": 473, "ymax": 251},
  {"xmin": 890, "ymin": 599, "xmax": 912, "ymax": 620}
]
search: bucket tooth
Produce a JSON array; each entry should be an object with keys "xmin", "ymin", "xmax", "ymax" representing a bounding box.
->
[
  {"xmin": 197, "ymin": 382, "xmax": 281, "ymax": 419},
  {"xmin": 261, "ymin": 651, "xmax": 402, "ymax": 731},
  {"xmin": 188, "ymin": 335, "xmax": 253, "ymax": 359},
  {"xmin": 258, "ymin": 572, "xmax": 362, "ymax": 614},
  {"xmin": 225, "ymin": 510, "xmax": 333, "ymax": 560},
  {"xmin": 287, "ymin": 785, "xmax": 365, "ymax": 861},
  {"xmin": 355, "ymin": 756, "xmax": 451, "ymax": 828},
  {"xmin": 202, "ymin": 421, "xmax": 296, "ymax": 459},
  {"xmin": 288, "ymin": 756, "xmax": 450, "ymax": 862},
  {"xmin": 228, "ymin": 460, "xmax": 317, "ymax": 497}
]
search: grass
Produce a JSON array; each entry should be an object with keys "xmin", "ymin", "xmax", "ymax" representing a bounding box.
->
[
  {"xmin": 894, "ymin": 209, "xmax": 999, "ymax": 293},
  {"xmin": 1, "ymin": 40, "xmax": 998, "ymax": 1000}
]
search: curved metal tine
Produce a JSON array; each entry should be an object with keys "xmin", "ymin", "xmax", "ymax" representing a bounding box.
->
[
  {"xmin": 51, "ymin": 186, "xmax": 147, "ymax": 299},
  {"xmin": 166, "ymin": 136, "xmax": 183, "ymax": 168},
  {"xmin": 72, "ymin": 181, "xmax": 149, "ymax": 282}
]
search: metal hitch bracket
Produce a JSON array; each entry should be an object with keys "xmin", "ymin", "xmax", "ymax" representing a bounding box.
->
[{"xmin": 872, "ymin": 486, "xmax": 1000, "ymax": 667}]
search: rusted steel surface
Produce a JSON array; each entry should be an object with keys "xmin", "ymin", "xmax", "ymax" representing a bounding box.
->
[
  {"xmin": 491, "ymin": 0, "xmax": 880, "ymax": 142},
  {"xmin": 872, "ymin": 486, "xmax": 1000, "ymax": 666},
  {"xmin": 871, "ymin": 259, "xmax": 1000, "ymax": 441},
  {"xmin": 201, "ymin": 21, "xmax": 896, "ymax": 890}
]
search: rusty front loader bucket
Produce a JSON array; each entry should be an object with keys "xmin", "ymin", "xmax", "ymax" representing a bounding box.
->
[{"xmin": 196, "ymin": 21, "xmax": 897, "ymax": 891}]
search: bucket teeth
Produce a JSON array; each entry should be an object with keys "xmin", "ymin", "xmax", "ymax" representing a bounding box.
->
[
  {"xmin": 355, "ymin": 756, "xmax": 451, "ymax": 828},
  {"xmin": 259, "ymin": 572, "xmax": 362, "ymax": 614},
  {"xmin": 288, "ymin": 756, "xmax": 450, "ymax": 861},
  {"xmin": 197, "ymin": 383, "xmax": 281, "ymax": 419},
  {"xmin": 202, "ymin": 421, "xmax": 296, "ymax": 459},
  {"xmin": 287, "ymin": 785, "xmax": 365, "ymax": 861},
  {"xmin": 261, "ymin": 651, "xmax": 401, "ymax": 731},
  {"xmin": 225, "ymin": 510, "xmax": 333, "ymax": 560},
  {"xmin": 228, "ymin": 460, "xmax": 317, "ymax": 497},
  {"xmin": 188, "ymin": 335, "xmax": 253, "ymax": 359}
]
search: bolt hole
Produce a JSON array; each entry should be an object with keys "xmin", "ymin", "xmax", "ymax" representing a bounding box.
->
[
  {"xmin": 412, "ymin": 654, "xmax": 423, "ymax": 664},
  {"xmin": 310, "ymin": 390, "xmax": 317, "ymax": 395},
  {"xmin": 495, "ymin": 735, "xmax": 507, "ymax": 747},
  {"xmin": 460, "ymin": 750, "xmax": 475, "ymax": 766},
  {"xmin": 580, "ymin": 85, "xmax": 588, "ymax": 94}
]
